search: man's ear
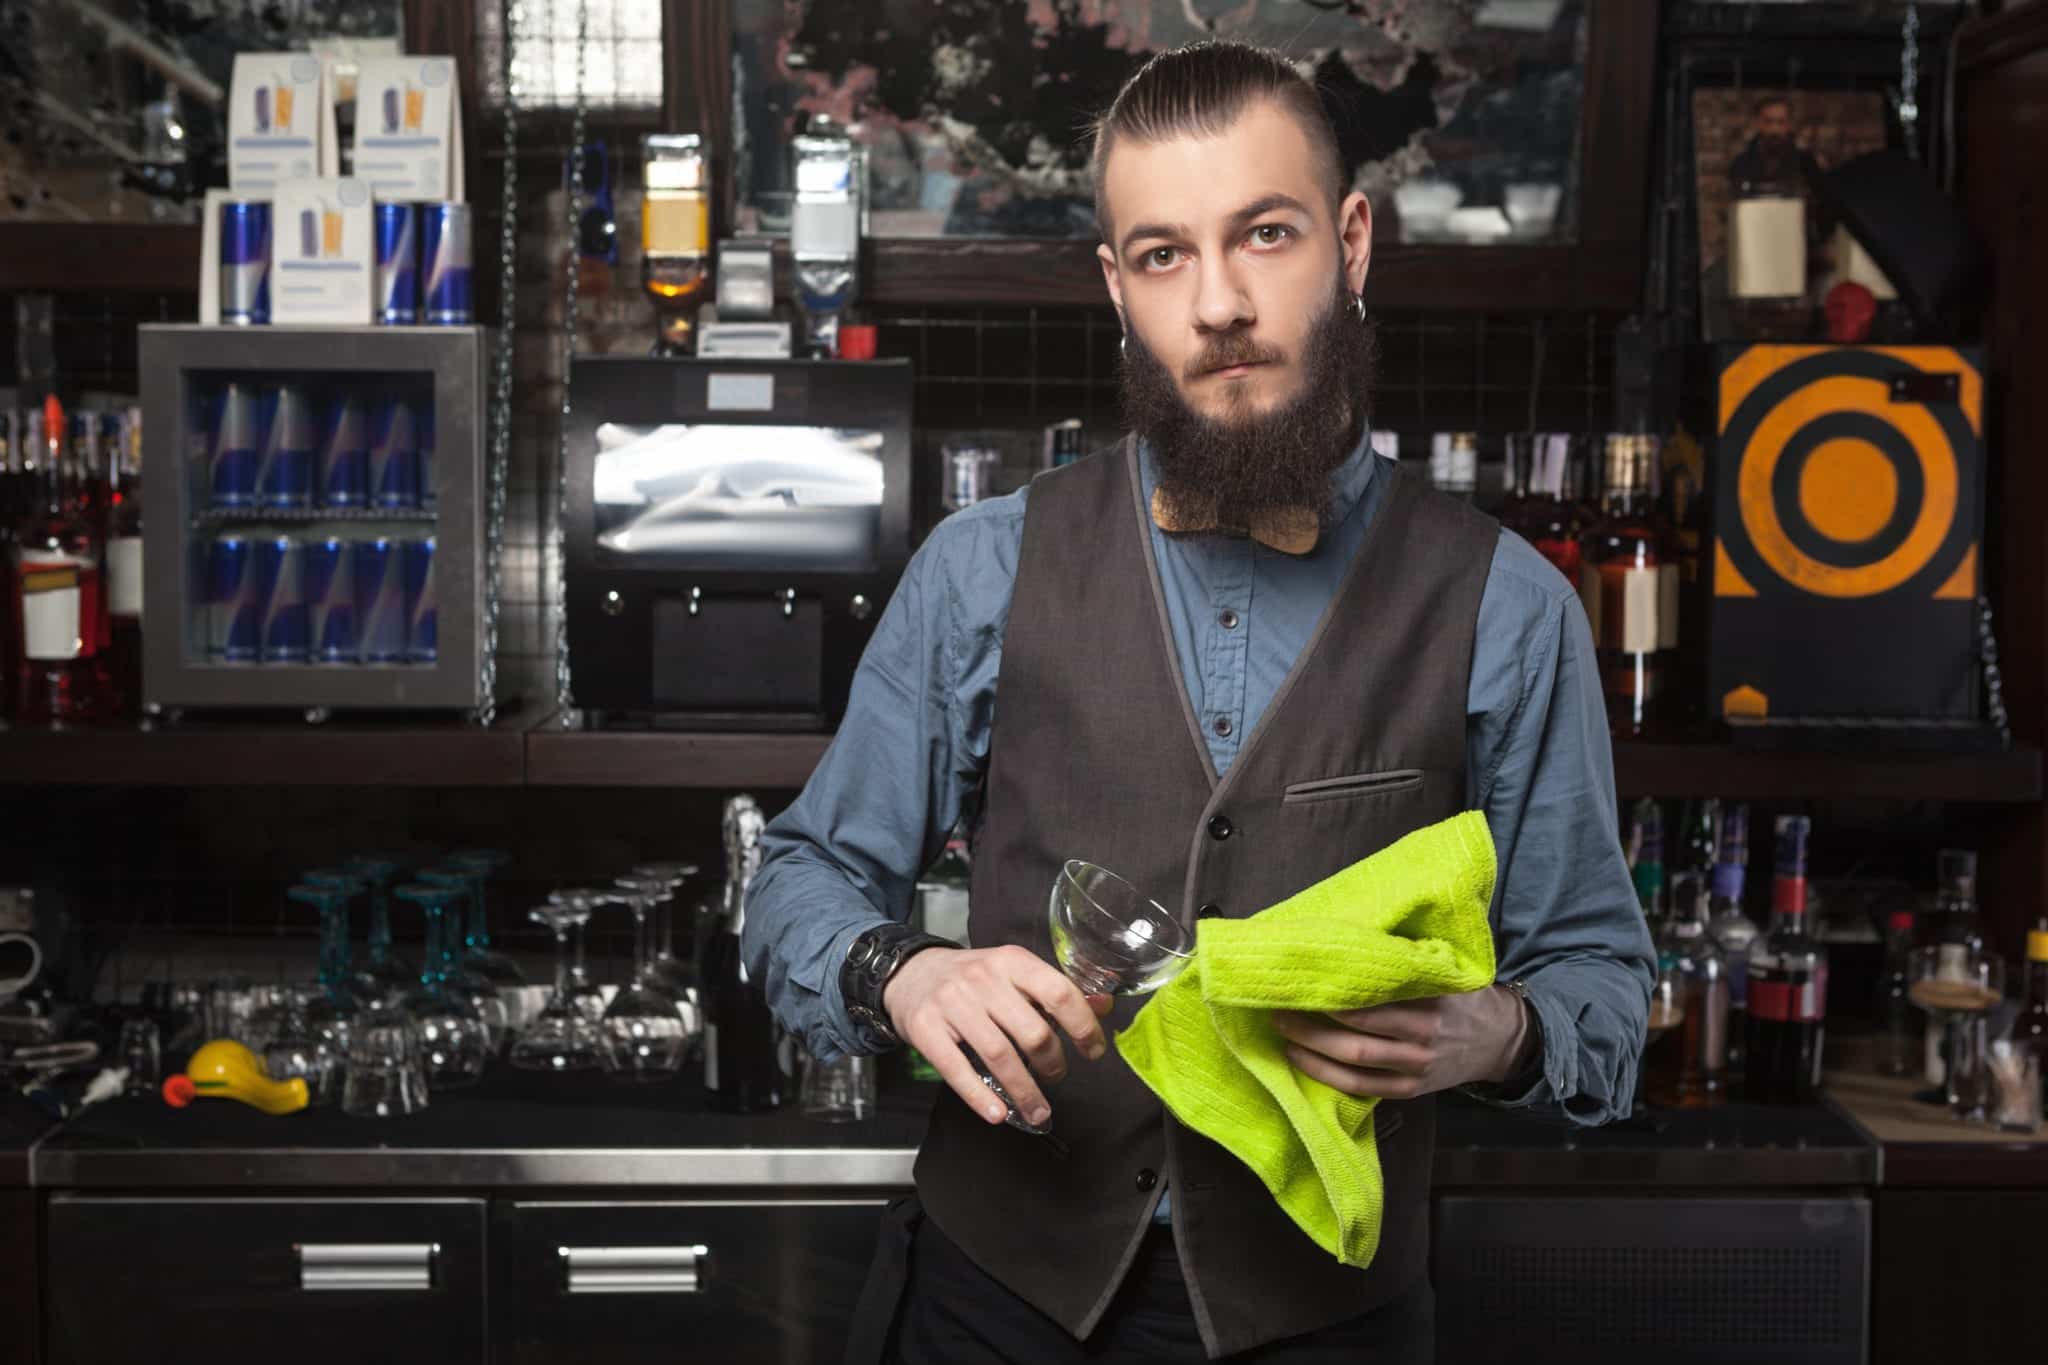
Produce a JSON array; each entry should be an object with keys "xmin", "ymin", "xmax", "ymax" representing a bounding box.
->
[
  {"xmin": 1337, "ymin": 191, "xmax": 1374, "ymax": 297},
  {"xmin": 1097, "ymin": 242, "xmax": 1126, "ymax": 323}
]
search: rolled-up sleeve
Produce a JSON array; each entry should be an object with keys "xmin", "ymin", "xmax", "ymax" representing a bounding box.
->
[
  {"xmin": 1467, "ymin": 534, "xmax": 1657, "ymax": 1125},
  {"xmin": 741, "ymin": 494, "xmax": 1022, "ymax": 1062}
]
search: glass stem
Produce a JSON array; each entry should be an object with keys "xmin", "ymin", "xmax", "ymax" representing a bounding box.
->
[
  {"xmin": 317, "ymin": 902, "xmax": 351, "ymax": 1005},
  {"xmin": 571, "ymin": 920, "xmax": 591, "ymax": 985},
  {"xmin": 658, "ymin": 899, "xmax": 675, "ymax": 960},
  {"xmin": 632, "ymin": 902, "xmax": 652, "ymax": 985},
  {"xmin": 467, "ymin": 883, "xmax": 489, "ymax": 953},
  {"xmin": 419, "ymin": 907, "xmax": 443, "ymax": 996},
  {"xmin": 552, "ymin": 924, "xmax": 573, "ymax": 1005},
  {"xmin": 368, "ymin": 889, "xmax": 394, "ymax": 967}
]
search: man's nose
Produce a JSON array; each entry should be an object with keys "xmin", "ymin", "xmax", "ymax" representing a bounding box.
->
[{"xmin": 1192, "ymin": 253, "xmax": 1254, "ymax": 335}]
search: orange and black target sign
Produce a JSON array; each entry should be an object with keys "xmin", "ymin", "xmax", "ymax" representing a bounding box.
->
[
  {"xmin": 1707, "ymin": 344, "xmax": 1985, "ymax": 723},
  {"xmin": 1715, "ymin": 345, "xmax": 1983, "ymax": 604}
]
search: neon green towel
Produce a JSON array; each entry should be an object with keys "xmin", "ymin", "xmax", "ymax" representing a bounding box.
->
[{"xmin": 1116, "ymin": 811, "xmax": 1498, "ymax": 1268}]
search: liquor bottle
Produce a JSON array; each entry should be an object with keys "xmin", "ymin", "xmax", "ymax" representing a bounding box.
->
[
  {"xmin": 2017, "ymin": 920, "xmax": 2048, "ymax": 1105},
  {"xmin": 105, "ymin": 408, "xmax": 144, "ymax": 716},
  {"xmin": 1746, "ymin": 815, "xmax": 1829, "ymax": 1104},
  {"xmin": 1872, "ymin": 909, "xmax": 1918, "ymax": 1078},
  {"xmin": 1706, "ymin": 803, "xmax": 1760, "ymax": 1080},
  {"xmin": 1918, "ymin": 849, "xmax": 1986, "ymax": 1087},
  {"xmin": 0, "ymin": 410, "xmax": 22, "ymax": 725},
  {"xmin": 12, "ymin": 395, "xmax": 110, "ymax": 726},
  {"xmin": 640, "ymin": 133, "xmax": 710, "ymax": 357},
  {"xmin": 1504, "ymin": 433, "xmax": 1582, "ymax": 582},
  {"xmin": 1580, "ymin": 434, "xmax": 1671, "ymax": 737},
  {"xmin": 907, "ymin": 836, "xmax": 974, "ymax": 1084},
  {"xmin": 1644, "ymin": 871, "xmax": 1730, "ymax": 1108},
  {"xmin": 701, "ymin": 794, "xmax": 787, "ymax": 1112},
  {"xmin": 1430, "ymin": 432, "xmax": 1478, "ymax": 502},
  {"xmin": 1626, "ymin": 796, "xmax": 1666, "ymax": 927}
]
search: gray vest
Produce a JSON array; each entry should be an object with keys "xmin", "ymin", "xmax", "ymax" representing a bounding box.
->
[{"xmin": 915, "ymin": 437, "xmax": 1496, "ymax": 1357}]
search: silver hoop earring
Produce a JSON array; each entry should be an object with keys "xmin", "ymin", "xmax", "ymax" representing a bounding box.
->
[
  {"xmin": 1350, "ymin": 292, "xmax": 1368, "ymax": 324},
  {"xmin": 1120, "ymin": 333, "xmax": 1128, "ymax": 358}
]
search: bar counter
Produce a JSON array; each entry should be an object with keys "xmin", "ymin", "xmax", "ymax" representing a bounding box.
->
[{"xmin": 28, "ymin": 1067, "xmax": 1880, "ymax": 1189}]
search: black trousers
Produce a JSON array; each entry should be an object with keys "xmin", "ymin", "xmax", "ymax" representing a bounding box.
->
[{"xmin": 880, "ymin": 1210, "xmax": 1434, "ymax": 1365}]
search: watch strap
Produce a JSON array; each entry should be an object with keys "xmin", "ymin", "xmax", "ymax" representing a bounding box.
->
[{"xmin": 840, "ymin": 922, "xmax": 958, "ymax": 1049}]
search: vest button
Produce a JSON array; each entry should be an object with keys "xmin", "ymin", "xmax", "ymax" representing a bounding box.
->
[
  {"xmin": 1207, "ymin": 814, "xmax": 1234, "ymax": 841},
  {"xmin": 1197, "ymin": 903, "xmax": 1223, "ymax": 919},
  {"xmin": 1136, "ymin": 1168, "xmax": 1159, "ymax": 1192},
  {"xmin": 1212, "ymin": 716, "xmax": 1233, "ymax": 738}
]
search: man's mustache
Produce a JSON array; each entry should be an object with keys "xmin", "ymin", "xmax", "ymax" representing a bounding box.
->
[{"xmin": 1185, "ymin": 332, "xmax": 1285, "ymax": 381}]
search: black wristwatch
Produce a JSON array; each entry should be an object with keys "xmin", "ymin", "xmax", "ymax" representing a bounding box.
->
[{"xmin": 841, "ymin": 922, "xmax": 958, "ymax": 1048}]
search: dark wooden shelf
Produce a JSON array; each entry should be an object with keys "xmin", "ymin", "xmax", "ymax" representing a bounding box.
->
[
  {"xmin": 523, "ymin": 721, "xmax": 830, "ymax": 789},
  {"xmin": 1612, "ymin": 743, "xmax": 2042, "ymax": 803},
  {"xmin": 0, "ymin": 715, "xmax": 524, "ymax": 786},
  {"xmin": 0, "ymin": 223, "xmax": 202, "ymax": 294}
]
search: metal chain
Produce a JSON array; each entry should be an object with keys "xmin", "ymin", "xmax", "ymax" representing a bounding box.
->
[
  {"xmin": 1977, "ymin": 594, "xmax": 2012, "ymax": 750},
  {"xmin": 552, "ymin": 0, "xmax": 590, "ymax": 722},
  {"xmin": 1897, "ymin": 2, "xmax": 1922, "ymax": 156},
  {"xmin": 477, "ymin": 0, "xmax": 521, "ymax": 729}
]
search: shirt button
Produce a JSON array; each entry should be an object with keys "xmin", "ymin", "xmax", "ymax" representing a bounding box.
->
[
  {"xmin": 1207, "ymin": 815, "xmax": 1234, "ymax": 841},
  {"xmin": 1197, "ymin": 903, "xmax": 1223, "ymax": 919},
  {"xmin": 1212, "ymin": 716, "xmax": 1233, "ymax": 738},
  {"xmin": 1136, "ymin": 1168, "xmax": 1159, "ymax": 1192},
  {"xmin": 1219, "ymin": 609, "xmax": 1240, "ymax": 630}
]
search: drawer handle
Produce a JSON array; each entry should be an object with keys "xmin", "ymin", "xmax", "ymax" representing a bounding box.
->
[
  {"xmin": 296, "ymin": 1242, "xmax": 439, "ymax": 1292},
  {"xmin": 560, "ymin": 1244, "xmax": 709, "ymax": 1295}
]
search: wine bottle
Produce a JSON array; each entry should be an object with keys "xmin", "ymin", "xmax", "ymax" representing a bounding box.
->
[
  {"xmin": 701, "ymin": 794, "xmax": 787, "ymax": 1112},
  {"xmin": 1745, "ymin": 816, "xmax": 1828, "ymax": 1104}
]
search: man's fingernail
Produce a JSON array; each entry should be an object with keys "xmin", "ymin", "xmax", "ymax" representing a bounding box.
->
[
  {"xmin": 986, "ymin": 1104, "xmax": 1007, "ymax": 1123},
  {"xmin": 1026, "ymin": 1105, "xmax": 1051, "ymax": 1126}
]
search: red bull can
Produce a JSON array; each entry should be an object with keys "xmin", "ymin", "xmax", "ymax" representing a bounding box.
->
[
  {"xmin": 374, "ymin": 202, "xmax": 419, "ymax": 325},
  {"xmin": 367, "ymin": 398, "xmax": 421, "ymax": 510},
  {"xmin": 302, "ymin": 534, "xmax": 357, "ymax": 664},
  {"xmin": 257, "ymin": 384, "xmax": 315, "ymax": 509},
  {"xmin": 208, "ymin": 532, "xmax": 258, "ymax": 663},
  {"xmin": 209, "ymin": 382, "xmax": 265, "ymax": 508},
  {"xmin": 355, "ymin": 535, "xmax": 406, "ymax": 663},
  {"xmin": 421, "ymin": 203, "xmax": 473, "ymax": 325},
  {"xmin": 417, "ymin": 399, "xmax": 437, "ymax": 510},
  {"xmin": 318, "ymin": 392, "xmax": 369, "ymax": 508},
  {"xmin": 255, "ymin": 533, "xmax": 309, "ymax": 663},
  {"xmin": 402, "ymin": 535, "xmax": 437, "ymax": 664},
  {"xmin": 219, "ymin": 200, "xmax": 271, "ymax": 326}
]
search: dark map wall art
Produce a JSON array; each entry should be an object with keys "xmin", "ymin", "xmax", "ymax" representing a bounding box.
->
[{"xmin": 730, "ymin": 0, "xmax": 1587, "ymax": 244}]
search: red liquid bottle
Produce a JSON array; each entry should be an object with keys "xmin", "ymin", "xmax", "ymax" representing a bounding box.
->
[
  {"xmin": 1745, "ymin": 815, "xmax": 1829, "ymax": 1103},
  {"xmin": 12, "ymin": 395, "xmax": 111, "ymax": 726},
  {"xmin": 1579, "ymin": 434, "xmax": 1672, "ymax": 738},
  {"xmin": 104, "ymin": 408, "xmax": 144, "ymax": 716}
]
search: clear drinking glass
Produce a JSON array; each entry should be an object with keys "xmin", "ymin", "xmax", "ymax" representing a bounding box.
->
[
  {"xmin": 118, "ymin": 1017, "xmax": 161, "ymax": 1096},
  {"xmin": 1907, "ymin": 944, "xmax": 2007, "ymax": 1118},
  {"xmin": 601, "ymin": 879, "xmax": 687, "ymax": 1081},
  {"xmin": 203, "ymin": 975, "xmax": 258, "ymax": 1047},
  {"xmin": 395, "ymin": 881, "xmax": 491, "ymax": 1090},
  {"xmin": 970, "ymin": 860, "xmax": 1194, "ymax": 1137},
  {"xmin": 448, "ymin": 849, "xmax": 527, "ymax": 985},
  {"xmin": 631, "ymin": 861, "xmax": 702, "ymax": 1041},
  {"xmin": 511, "ymin": 903, "xmax": 607, "ymax": 1072},
  {"xmin": 287, "ymin": 881, "xmax": 362, "ymax": 1057},
  {"xmin": 342, "ymin": 995, "xmax": 430, "ymax": 1119},
  {"xmin": 343, "ymin": 855, "xmax": 416, "ymax": 996},
  {"xmin": 263, "ymin": 984, "xmax": 341, "ymax": 1106},
  {"xmin": 800, "ymin": 1049, "xmax": 877, "ymax": 1122},
  {"xmin": 419, "ymin": 867, "xmax": 511, "ymax": 1052},
  {"xmin": 547, "ymin": 888, "xmax": 612, "ymax": 1022}
]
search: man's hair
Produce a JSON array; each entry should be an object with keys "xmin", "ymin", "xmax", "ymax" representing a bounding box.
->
[{"xmin": 1089, "ymin": 41, "xmax": 1347, "ymax": 242}]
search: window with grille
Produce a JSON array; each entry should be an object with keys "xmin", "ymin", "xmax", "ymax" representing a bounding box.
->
[{"xmin": 477, "ymin": 0, "xmax": 665, "ymax": 110}]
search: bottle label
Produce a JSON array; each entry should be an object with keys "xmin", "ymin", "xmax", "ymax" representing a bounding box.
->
[
  {"xmin": 109, "ymin": 535, "xmax": 144, "ymax": 620},
  {"xmin": 703, "ymin": 1022, "xmax": 719, "ymax": 1090},
  {"xmin": 19, "ymin": 553, "xmax": 100, "ymax": 661},
  {"xmin": 1750, "ymin": 962, "xmax": 1828, "ymax": 1022},
  {"xmin": 1620, "ymin": 565, "xmax": 1660, "ymax": 654}
]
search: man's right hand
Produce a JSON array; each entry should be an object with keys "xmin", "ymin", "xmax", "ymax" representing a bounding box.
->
[{"xmin": 883, "ymin": 945, "xmax": 1113, "ymax": 1128}]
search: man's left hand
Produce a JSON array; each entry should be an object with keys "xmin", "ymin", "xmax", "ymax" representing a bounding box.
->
[{"xmin": 1271, "ymin": 985, "xmax": 1535, "ymax": 1100}]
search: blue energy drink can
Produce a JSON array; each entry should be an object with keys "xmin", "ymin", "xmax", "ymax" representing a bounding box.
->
[
  {"xmin": 367, "ymin": 398, "xmax": 421, "ymax": 509},
  {"xmin": 209, "ymin": 382, "xmax": 265, "ymax": 508},
  {"xmin": 254, "ymin": 533, "xmax": 308, "ymax": 663},
  {"xmin": 355, "ymin": 535, "xmax": 407, "ymax": 663},
  {"xmin": 302, "ymin": 534, "xmax": 357, "ymax": 664},
  {"xmin": 373, "ymin": 202, "xmax": 419, "ymax": 325},
  {"xmin": 417, "ymin": 399, "xmax": 436, "ymax": 510},
  {"xmin": 402, "ymin": 535, "xmax": 437, "ymax": 664},
  {"xmin": 318, "ymin": 392, "xmax": 369, "ymax": 508},
  {"xmin": 420, "ymin": 203, "xmax": 473, "ymax": 325},
  {"xmin": 219, "ymin": 200, "xmax": 271, "ymax": 325},
  {"xmin": 208, "ymin": 533, "xmax": 257, "ymax": 663},
  {"xmin": 257, "ymin": 384, "xmax": 315, "ymax": 509}
]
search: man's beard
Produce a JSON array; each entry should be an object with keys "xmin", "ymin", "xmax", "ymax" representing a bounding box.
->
[{"xmin": 1120, "ymin": 279, "xmax": 1377, "ymax": 534}]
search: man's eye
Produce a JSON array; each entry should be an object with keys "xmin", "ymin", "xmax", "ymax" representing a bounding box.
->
[
  {"xmin": 1251, "ymin": 224, "xmax": 1291, "ymax": 246},
  {"xmin": 1145, "ymin": 247, "xmax": 1179, "ymax": 270}
]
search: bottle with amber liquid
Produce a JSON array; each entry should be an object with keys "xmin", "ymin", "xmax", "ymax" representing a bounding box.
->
[
  {"xmin": 1645, "ymin": 871, "xmax": 1730, "ymax": 1108},
  {"xmin": 12, "ymin": 396, "xmax": 110, "ymax": 726},
  {"xmin": 640, "ymin": 133, "xmax": 709, "ymax": 357},
  {"xmin": 1580, "ymin": 434, "xmax": 1671, "ymax": 737},
  {"xmin": 1746, "ymin": 815, "xmax": 1829, "ymax": 1104}
]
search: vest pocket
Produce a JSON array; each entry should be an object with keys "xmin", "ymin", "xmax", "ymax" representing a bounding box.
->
[{"xmin": 1280, "ymin": 769, "xmax": 1425, "ymax": 807}]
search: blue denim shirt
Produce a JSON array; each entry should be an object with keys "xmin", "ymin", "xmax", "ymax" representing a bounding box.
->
[{"xmin": 744, "ymin": 432, "xmax": 1656, "ymax": 1127}]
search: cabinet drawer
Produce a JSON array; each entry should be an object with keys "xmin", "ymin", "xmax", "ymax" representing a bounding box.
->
[
  {"xmin": 493, "ymin": 1197, "xmax": 887, "ymax": 1365},
  {"xmin": 45, "ymin": 1194, "xmax": 486, "ymax": 1365}
]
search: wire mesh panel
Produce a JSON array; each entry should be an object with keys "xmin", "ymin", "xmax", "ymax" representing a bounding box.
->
[{"xmin": 476, "ymin": 0, "xmax": 665, "ymax": 110}]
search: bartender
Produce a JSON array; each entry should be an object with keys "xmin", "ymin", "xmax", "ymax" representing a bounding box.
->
[{"xmin": 744, "ymin": 39, "xmax": 1655, "ymax": 1365}]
